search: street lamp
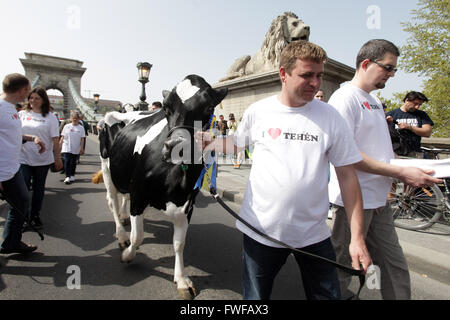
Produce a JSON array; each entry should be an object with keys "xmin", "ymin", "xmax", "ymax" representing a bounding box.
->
[
  {"xmin": 93, "ymin": 93, "xmax": 100, "ymax": 113},
  {"xmin": 136, "ymin": 62, "xmax": 152, "ymax": 111}
]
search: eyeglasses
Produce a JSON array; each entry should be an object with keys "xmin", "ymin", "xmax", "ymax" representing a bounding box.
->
[{"xmin": 371, "ymin": 60, "xmax": 397, "ymax": 73}]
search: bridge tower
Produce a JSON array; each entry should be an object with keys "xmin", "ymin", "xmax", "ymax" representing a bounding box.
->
[{"xmin": 20, "ymin": 53, "xmax": 98, "ymax": 120}]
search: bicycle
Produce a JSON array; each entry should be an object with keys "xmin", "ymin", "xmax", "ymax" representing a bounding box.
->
[{"xmin": 389, "ymin": 146, "xmax": 450, "ymax": 231}]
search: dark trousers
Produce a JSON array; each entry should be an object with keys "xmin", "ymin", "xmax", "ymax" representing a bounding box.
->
[
  {"xmin": 20, "ymin": 164, "xmax": 50, "ymax": 219},
  {"xmin": 242, "ymin": 234, "xmax": 340, "ymax": 300},
  {"xmin": 1, "ymin": 170, "xmax": 30, "ymax": 250},
  {"xmin": 63, "ymin": 153, "xmax": 78, "ymax": 177}
]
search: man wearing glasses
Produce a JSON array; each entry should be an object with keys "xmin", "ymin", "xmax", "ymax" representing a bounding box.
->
[{"xmin": 327, "ymin": 39, "xmax": 441, "ymax": 300}]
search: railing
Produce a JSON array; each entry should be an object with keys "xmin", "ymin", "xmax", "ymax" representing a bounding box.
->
[
  {"xmin": 31, "ymin": 74, "xmax": 41, "ymax": 88},
  {"xmin": 68, "ymin": 79, "xmax": 103, "ymax": 122}
]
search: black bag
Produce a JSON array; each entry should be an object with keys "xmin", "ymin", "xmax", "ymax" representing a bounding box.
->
[{"xmin": 388, "ymin": 123, "xmax": 415, "ymax": 156}]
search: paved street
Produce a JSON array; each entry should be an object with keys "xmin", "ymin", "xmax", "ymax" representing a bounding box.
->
[{"xmin": 0, "ymin": 135, "xmax": 449, "ymax": 300}]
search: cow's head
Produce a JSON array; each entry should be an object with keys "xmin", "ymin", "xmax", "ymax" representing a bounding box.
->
[{"xmin": 161, "ymin": 75, "xmax": 227, "ymax": 164}]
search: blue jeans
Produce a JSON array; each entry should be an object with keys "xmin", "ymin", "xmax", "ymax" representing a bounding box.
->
[
  {"xmin": 63, "ymin": 153, "xmax": 78, "ymax": 177},
  {"xmin": 242, "ymin": 234, "xmax": 341, "ymax": 300},
  {"xmin": 20, "ymin": 164, "xmax": 50, "ymax": 219},
  {"xmin": 1, "ymin": 170, "xmax": 30, "ymax": 250}
]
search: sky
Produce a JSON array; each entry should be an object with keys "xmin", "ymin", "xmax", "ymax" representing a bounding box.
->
[{"xmin": 0, "ymin": 0, "xmax": 426, "ymax": 105}]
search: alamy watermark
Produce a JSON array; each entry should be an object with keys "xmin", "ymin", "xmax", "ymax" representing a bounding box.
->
[
  {"xmin": 366, "ymin": 5, "xmax": 381, "ymax": 30},
  {"xmin": 66, "ymin": 265, "xmax": 81, "ymax": 289},
  {"xmin": 66, "ymin": 5, "xmax": 81, "ymax": 30},
  {"xmin": 366, "ymin": 264, "xmax": 381, "ymax": 290}
]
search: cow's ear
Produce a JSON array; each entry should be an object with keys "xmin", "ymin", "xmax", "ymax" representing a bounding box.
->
[
  {"xmin": 162, "ymin": 90, "xmax": 171, "ymax": 100},
  {"xmin": 215, "ymin": 88, "xmax": 228, "ymax": 104}
]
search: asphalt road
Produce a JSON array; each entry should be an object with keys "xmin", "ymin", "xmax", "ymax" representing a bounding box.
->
[{"xmin": 0, "ymin": 135, "xmax": 449, "ymax": 300}]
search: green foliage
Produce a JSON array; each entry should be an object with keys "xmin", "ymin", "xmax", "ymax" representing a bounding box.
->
[{"xmin": 397, "ymin": 0, "xmax": 450, "ymax": 137}]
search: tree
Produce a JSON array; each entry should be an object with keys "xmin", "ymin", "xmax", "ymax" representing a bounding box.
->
[{"xmin": 399, "ymin": 0, "xmax": 450, "ymax": 137}]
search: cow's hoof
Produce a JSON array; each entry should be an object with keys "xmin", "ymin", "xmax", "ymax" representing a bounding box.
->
[
  {"xmin": 120, "ymin": 217, "xmax": 130, "ymax": 226},
  {"xmin": 118, "ymin": 240, "xmax": 130, "ymax": 251},
  {"xmin": 177, "ymin": 286, "xmax": 197, "ymax": 300}
]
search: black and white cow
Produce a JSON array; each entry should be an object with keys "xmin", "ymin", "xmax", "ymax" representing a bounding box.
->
[{"xmin": 99, "ymin": 75, "xmax": 227, "ymax": 299}]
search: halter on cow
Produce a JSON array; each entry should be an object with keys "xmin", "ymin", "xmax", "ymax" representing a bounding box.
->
[{"xmin": 99, "ymin": 75, "xmax": 227, "ymax": 299}]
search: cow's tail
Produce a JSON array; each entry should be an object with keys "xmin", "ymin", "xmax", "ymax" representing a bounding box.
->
[{"xmin": 92, "ymin": 170, "xmax": 104, "ymax": 184}]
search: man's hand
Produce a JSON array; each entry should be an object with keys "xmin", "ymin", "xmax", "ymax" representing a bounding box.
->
[
  {"xmin": 54, "ymin": 157, "xmax": 63, "ymax": 171},
  {"xmin": 33, "ymin": 136, "xmax": 46, "ymax": 154},
  {"xmin": 80, "ymin": 148, "xmax": 85, "ymax": 156},
  {"xmin": 349, "ymin": 237, "xmax": 372, "ymax": 274},
  {"xmin": 397, "ymin": 166, "xmax": 442, "ymax": 188},
  {"xmin": 397, "ymin": 122, "xmax": 411, "ymax": 131},
  {"xmin": 194, "ymin": 131, "xmax": 214, "ymax": 151},
  {"xmin": 386, "ymin": 115, "xmax": 394, "ymax": 126}
]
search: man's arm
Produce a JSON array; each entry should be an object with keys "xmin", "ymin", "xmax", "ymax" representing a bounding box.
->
[
  {"xmin": 335, "ymin": 164, "xmax": 371, "ymax": 273},
  {"xmin": 397, "ymin": 123, "xmax": 432, "ymax": 137},
  {"xmin": 197, "ymin": 132, "xmax": 245, "ymax": 155},
  {"xmin": 354, "ymin": 152, "xmax": 442, "ymax": 187},
  {"xmin": 23, "ymin": 134, "xmax": 46, "ymax": 154}
]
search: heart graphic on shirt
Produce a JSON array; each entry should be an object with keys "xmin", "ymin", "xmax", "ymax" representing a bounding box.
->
[
  {"xmin": 363, "ymin": 101, "xmax": 371, "ymax": 110},
  {"xmin": 268, "ymin": 128, "xmax": 282, "ymax": 139},
  {"xmin": 27, "ymin": 117, "xmax": 32, "ymax": 121}
]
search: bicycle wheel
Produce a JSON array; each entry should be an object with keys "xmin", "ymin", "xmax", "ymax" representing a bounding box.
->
[{"xmin": 389, "ymin": 179, "xmax": 444, "ymax": 230}]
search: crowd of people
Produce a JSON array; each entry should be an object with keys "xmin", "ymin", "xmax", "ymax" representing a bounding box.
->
[
  {"xmin": 0, "ymin": 38, "xmax": 442, "ymax": 300},
  {"xmin": 0, "ymin": 75, "xmax": 88, "ymax": 253}
]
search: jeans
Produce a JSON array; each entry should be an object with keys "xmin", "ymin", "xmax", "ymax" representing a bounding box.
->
[
  {"xmin": 63, "ymin": 153, "xmax": 78, "ymax": 177},
  {"xmin": 242, "ymin": 234, "xmax": 340, "ymax": 300},
  {"xmin": 1, "ymin": 170, "xmax": 30, "ymax": 250},
  {"xmin": 20, "ymin": 164, "xmax": 50, "ymax": 219}
]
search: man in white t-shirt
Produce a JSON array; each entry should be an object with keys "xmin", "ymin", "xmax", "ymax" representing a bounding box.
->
[
  {"xmin": 328, "ymin": 39, "xmax": 442, "ymax": 300},
  {"xmin": 0, "ymin": 73, "xmax": 45, "ymax": 254},
  {"xmin": 201, "ymin": 41, "xmax": 371, "ymax": 300}
]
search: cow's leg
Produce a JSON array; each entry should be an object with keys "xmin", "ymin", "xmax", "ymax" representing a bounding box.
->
[
  {"xmin": 101, "ymin": 158, "xmax": 129, "ymax": 249},
  {"xmin": 163, "ymin": 201, "xmax": 196, "ymax": 299},
  {"xmin": 118, "ymin": 193, "xmax": 130, "ymax": 226},
  {"xmin": 172, "ymin": 212, "xmax": 196, "ymax": 299},
  {"xmin": 121, "ymin": 212, "xmax": 145, "ymax": 263}
]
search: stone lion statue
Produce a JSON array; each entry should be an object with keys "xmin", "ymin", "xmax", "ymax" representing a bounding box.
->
[{"xmin": 220, "ymin": 12, "xmax": 310, "ymax": 82}]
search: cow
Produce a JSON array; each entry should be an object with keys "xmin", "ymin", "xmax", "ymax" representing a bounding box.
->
[{"xmin": 99, "ymin": 75, "xmax": 227, "ymax": 299}]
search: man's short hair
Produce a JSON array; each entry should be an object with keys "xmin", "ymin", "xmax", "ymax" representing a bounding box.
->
[
  {"xmin": 280, "ymin": 40, "xmax": 328, "ymax": 75},
  {"xmin": 2, "ymin": 73, "xmax": 30, "ymax": 94},
  {"xmin": 403, "ymin": 91, "xmax": 428, "ymax": 103},
  {"xmin": 151, "ymin": 101, "xmax": 162, "ymax": 108},
  {"xmin": 356, "ymin": 39, "xmax": 400, "ymax": 69}
]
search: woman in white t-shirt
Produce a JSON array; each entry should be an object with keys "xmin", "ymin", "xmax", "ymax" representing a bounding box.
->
[
  {"xmin": 60, "ymin": 111, "xmax": 85, "ymax": 185},
  {"xmin": 19, "ymin": 87, "xmax": 62, "ymax": 229}
]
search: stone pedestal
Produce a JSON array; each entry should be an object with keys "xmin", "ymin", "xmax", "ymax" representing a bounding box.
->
[{"xmin": 213, "ymin": 58, "xmax": 355, "ymax": 121}]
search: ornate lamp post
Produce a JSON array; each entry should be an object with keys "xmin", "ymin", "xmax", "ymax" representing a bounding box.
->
[
  {"xmin": 93, "ymin": 93, "xmax": 100, "ymax": 113},
  {"xmin": 136, "ymin": 62, "xmax": 152, "ymax": 111}
]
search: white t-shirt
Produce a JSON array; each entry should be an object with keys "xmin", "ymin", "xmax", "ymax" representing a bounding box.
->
[
  {"xmin": 19, "ymin": 110, "xmax": 60, "ymax": 166},
  {"xmin": 234, "ymin": 95, "xmax": 362, "ymax": 248},
  {"xmin": 61, "ymin": 123, "xmax": 85, "ymax": 154},
  {"xmin": 328, "ymin": 83, "xmax": 394, "ymax": 209},
  {"xmin": 0, "ymin": 99, "xmax": 22, "ymax": 182}
]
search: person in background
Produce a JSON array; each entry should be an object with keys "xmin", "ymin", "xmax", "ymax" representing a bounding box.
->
[
  {"xmin": 314, "ymin": 89, "xmax": 325, "ymax": 101},
  {"xmin": 60, "ymin": 111, "xmax": 85, "ymax": 184},
  {"xmin": 149, "ymin": 101, "xmax": 162, "ymax": 111},
  {"xmin": 19, "ymin": 87, "xmax": 62, "ymax": 230},
  {"xmin": 386, "ymin": 91, "xmax": 433, "ymax": 158},
  {"xmin": 0, "ymin": 73, "xmax": 45, "ymax": 254}
]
